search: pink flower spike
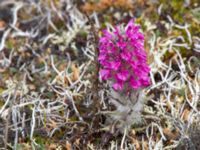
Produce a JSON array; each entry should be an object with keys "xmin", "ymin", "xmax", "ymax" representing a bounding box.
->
[{"xmin": 98, "ymin": 19, "xmax": 151, "ymax": 91}]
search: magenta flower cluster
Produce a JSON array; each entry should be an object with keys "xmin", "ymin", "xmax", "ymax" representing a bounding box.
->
[{"xmin": 98, "ymin": 19, "xmax": 150, "ymax": 91}]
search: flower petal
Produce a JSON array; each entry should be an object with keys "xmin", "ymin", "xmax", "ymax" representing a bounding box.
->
[
  {"xmin": 98, "ymin": 54, "xmax": 107, "ymax": 61},
  {"xmin": 120, "ymin": 51, "xmax": 132, "ymax": 61},
  {"xmin": 130, "ymin": 77, "xmax": 141, "ymax": 89},
  {"xmin": 141, "ymin": 78, "xmax": 150, "ymax": 86},
  {"xmin": 113, "ymin": 81, "xmax": 123, "ymax": 91},
  {"xmin": 103, "ymin": 29, "xmax": 113, "ymax": 39},
  {"xmin": 110, "ymin": 61, "xmax": 121, "ymax": 71},
  {"xmin": 99, "ymin": 69, "xmax": 110, "ymax": 80},
  {"xmin": 116, "ymin": 70, "xmax": 129, "ymax": 81}
]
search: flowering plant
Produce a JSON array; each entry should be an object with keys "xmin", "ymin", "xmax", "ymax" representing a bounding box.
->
[{"xmin": 98, "ymin": 19, "xmax": 150, "ymax": 91}]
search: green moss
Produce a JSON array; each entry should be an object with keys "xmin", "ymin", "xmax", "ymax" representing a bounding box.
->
[
  {"xmin": 78, "ymin": 30, "xmax": 88, "ymax": 38},
  {"xmin": 16, "ymin": 144, "xmax": 29, "ymax": 150},
  {"xmin": 6, "ymin": 40, "xmax": 14, "ymax": 49},
  {"xmin": 178, "ymin": 88, "xmax": 186, "ymax": 97},
  {"xmin": 103, "ymin": 15, "xmax": 112, "ymax": 23},
  {"xmin": 34, "ymin": 137, "xmax": 48, "ymax": 150},
  {"xmin": 0, "ymin": 99, "xmax": 5, "ymax": 107},
  {"xmin": 190, "ymin": 22, "xmax": 200, "ymax": 36},
  {"xmin": 9, "ymin": 67, "xmax": 18, "ymax": 74}
]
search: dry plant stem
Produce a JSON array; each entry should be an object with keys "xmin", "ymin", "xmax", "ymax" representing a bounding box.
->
[
  {"xmin": 4, "ymin": 83, "xmax": 19, "ymax": 149},
  {"xmin": 86, "ymin": 14, "xmax": 100, "ymax": 110},
  {"xmin": 4, "ymin": 109, "xmax": 9, "ymax": 149}
]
